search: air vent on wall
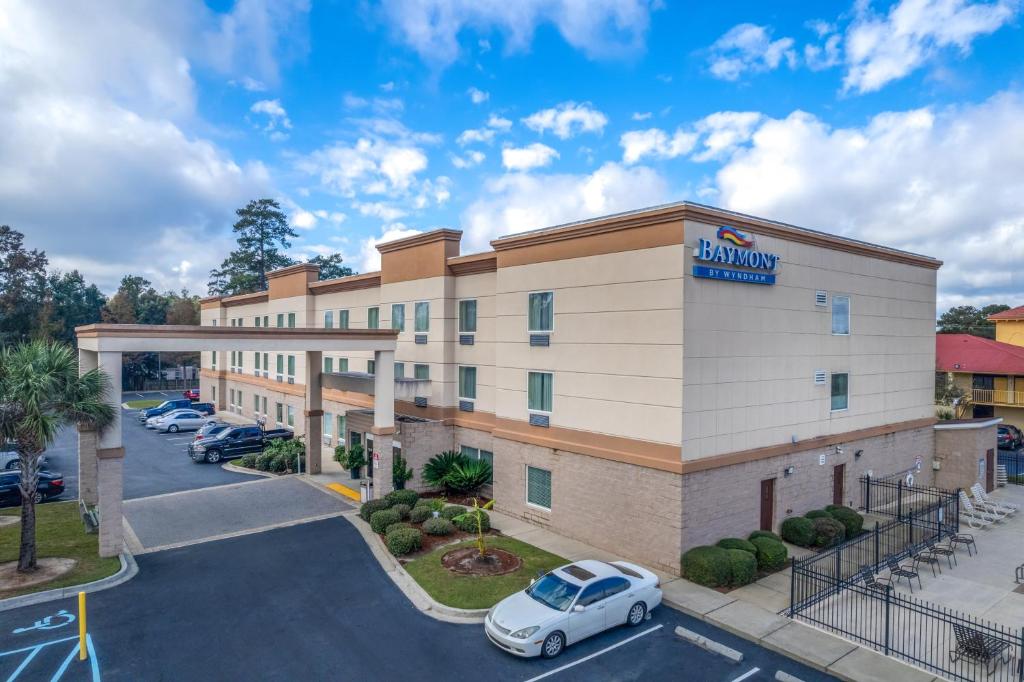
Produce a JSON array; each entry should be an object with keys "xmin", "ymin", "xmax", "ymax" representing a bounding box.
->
[
  {"xmin": 529, "ymin": 334, "xmax": 550, "ymax": 347},
  {"xmin": 459, "ymin": 334, "xmax": 475, "ymax": 346},
  {"xmin": 815, "ymin": 291, "xmax": 828, "ymax": 307},
  {"xmin": 414, "ymin": 396, "xmax": 427, "ymax": 408},
  {"xmin": 814, "ymin": 370, "xmax": 827, "ymax": 385},
  {"xmin": 459, "ymin": 400, "xmax": 474, "ymax": 412},
  {"xmin": 415, "ymin": 334, "xmax": 428, "ymax": 345},
  {"xmin": 529, "ymin": 413, "xmax": 550, "ymax": 428}
]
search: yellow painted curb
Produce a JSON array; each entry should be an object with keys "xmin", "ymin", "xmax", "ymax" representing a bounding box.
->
[{"xmin": 327, "ymin": 482, "xmax": 361, "ymax": 502}]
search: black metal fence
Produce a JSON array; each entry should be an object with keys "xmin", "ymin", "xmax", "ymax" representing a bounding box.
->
[
  {"xmin": 999, "ymin": 450, "xmax": 1024, "ymax": 485},
  {"xmin": 862, "ymin": 474, "xmax": 960, "ymax": 530}
]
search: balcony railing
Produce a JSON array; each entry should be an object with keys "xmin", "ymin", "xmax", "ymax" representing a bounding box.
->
[{"xmin": 971, "ymin": 388, "xmax": 1024, "ymax": 406}]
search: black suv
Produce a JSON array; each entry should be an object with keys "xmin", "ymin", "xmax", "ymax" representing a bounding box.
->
[{"xmin": 188, "ymin": 426, "xmax": 293, "ymax": 463}]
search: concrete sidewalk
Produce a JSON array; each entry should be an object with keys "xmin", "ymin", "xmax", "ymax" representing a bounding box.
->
[{"xmin": 487, "ymin": 509, "xmax": 940, "ymax": 682}]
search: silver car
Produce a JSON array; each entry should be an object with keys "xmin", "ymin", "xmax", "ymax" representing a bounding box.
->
[
  {"xmin": 0, "ymin": 445, "xmax": 47, "ymax": 471},
  {"xmin": 152, "ymin": 410, "xmax": 213, "ymax": 434}
]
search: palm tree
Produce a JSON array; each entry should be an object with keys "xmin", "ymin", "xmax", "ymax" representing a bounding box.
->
[{"xmin": 0, "ymin": 341, "xmax": 115, "ymax": 572}]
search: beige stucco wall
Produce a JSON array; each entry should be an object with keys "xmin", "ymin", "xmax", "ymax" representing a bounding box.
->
[
  {"xmin": 681, "ymin": 218, "xmax": 937, "ymax": 460},
  {"xmin": 453, "ymin": 273, "xmax": 497, "ymax": 415}
]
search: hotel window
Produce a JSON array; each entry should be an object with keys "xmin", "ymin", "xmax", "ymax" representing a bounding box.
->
[
  {"xmin": 229, "ymin": 389, "xmax": 235, "ymax": 408},
  {"xmin": 276, "ymin": 354, "xmax": 284, "ymax": 381},
  {"xmin": 254, "ymin": 352, "xmax": 261, "ymax": 374},
  {"xmin": 236, "ymin": 391, "xmax": 243, "ymax": 414},
  {"xmin": 528, "ymin": 371, "xmax": 553, "ymax": 412},
  {"xmin": 391, "ymin": 304, "xmax": 405, "ymax": 332},
  {"xmin": 287, "ymin": 355, "xmax": 295, "ymax": 383},
  {"xmin": 211, "ymin": 319, "xmax": 217, "ymax": 326},
  {"xmin": 367, "ymin": 306, "xmax": 380, "ymax": 329},
  {"xmin": 230, "ymin": 319, "xmax": 236, "ymax": 327},
  {"xmin": 339, "ymin": 309, "xmax": 350, "ymax": 329},
  {"xmin": 831, "ymin": 373, "xmax": 849, "ymax": 411},
  {"xmin": 528, "ymin": 292, "xmax": 553, "ymax": 332},
  {"xmin": 212, "ymin": 351, "xmax": 217, "ymax": 369},
  {"xmin": 277, "ymin": 313, "xmax": 284, "ymax": 328},
  {"xmin": 832, "ymin": 295, "xmax": 851, "ymax": 335},
  {"xmin": 262, "ymin": 315, "xmax": 269, "ymax": 327},
  {"xmin": 324, "ymin": 357, "xmax": 333, "ymax": 373},
  {"xmin": 255, "ymin": 316, "xmax": 261, "ymax": 327},
  {"xmin": 336, "ymin": 415, "xmax": 346, "ymax": 445},
  {"xmin": 253, "ymin": 394, "xmax": 260, "ymax": 415},
  {"xmin": 459, "ymin": 366, "xmax": 477, "ymax": 400},
  {"xmin": 212, "ymin": 386, "xmax": 216, "ymax": 402},
  {"xmin": 276, "ymin": 402, "xmax": 283, "ymax": 425},
  {"xmin": 324, "ymin": 310, "xmax": 334, "ymax": 328},
  {"xmin": 459, "ymin": 299, "xmax": 477, "ymax": 333},
  {"xmin": 287, "ymin": 405, "xmax": 295, "ymax": 429},
  {"xmin": 526, "ymin": 466, "xmax": 552, "ymax": 510},
  {"xmin": 414, "ymin": 364, "xmax": 430, "ymax": 380},
  {"xmin": 367, "ymin": 359, "xmax": 376, "ymax": 375},
  {"xmin": 261, "ymin": 396, "xmax": 267, "ymax": 416},
  {"xmin": 415, "ymin": 302, "xmax": 430, "ymax": 332},
  {"xmin": 262, "ymin": 353, "xmax": 269, "ymax": 376},
  {"xmin": 324, "ymin": 413, "xmax": 333, "ymax": 441},
  {"xmin": 339, "ymin": 358, "xmax": 349, "ymax": 372},
  {"xmin": 394, "ymin": 362, "xmax": 405, "ymax": 379},
  {"xmin": 287, "ymin": 312, "xmax": 296, "ymax": 328},
  {"xmin": 460, "ymin": 445, "xmax": 493, "ymax": 484}
]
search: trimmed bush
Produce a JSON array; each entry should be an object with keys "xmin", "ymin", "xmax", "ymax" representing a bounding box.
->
[
  {"xmin": 717, "ymin": 538, "xmax": 757, "ymax": 554},
  {"xmin": 386, "ymin": 528, "xmax": 422, "ymax": 556},
  {"xmin": 812, "ymin": 517, "xmax": 846, "ymax": 548},
  {"xmin": 370, "ymin": 508, "xmax": 402, "ymax": 534},
  {"xmin": 238, "ymin": 454, "xmax": 257, "ymax": 469},
  {"xmin": 391, "ymin": 503, "xmax": 411, "ymax": 520},
  {"xmin": 268, "ymin": 453, "xmax": 289, "ymax": 473},
  {"xmin": 422, "ymin": 517, "xmax": 454, "ymax": 536},
  {"xmin": 748, "ymin": 530, "xmax": 782, "ymax": 543},
  {"xmin": 780, "ymin": 517, "xmax": 816, "ymax": 547},
  {"xmin": 385, "ymin": 521, "xmax": 412, "ymax": 536},
  {"xmin": 453, "ymin": 510, "xmax": 490, "ymax": 533},
  {"xmin": 386, "ymin": 489, "xmax": 419, "ymax": 508},
  {"xmin": 804, "ymin": 509, "xmax": 833, "ymax": 520},
  {"xmin": 825, "ymin": 505, "xmax": 865, "ymax": 538},
  {"xmin": 413, "ymin": 497, "xmax": 433, "ymax": 508},
  {"xmin": 440, "ymin": 505, "xmax": 466, "ymax": 521},
  {"xmin": 727, "ymin": 548, "xmax": 758, "ymax": 586},
  {"xmin": 359, "ymin": 499, "xmax": 389, "ymax": 522},
  {"xmin": 750, "ymin": 537, "xmax": 788, "ymax": 571},
  {"xmin": 681, "ymin": 546, "xmax": 732, "ymax": 588},
  {"xmin": 254, "ymin": 452, "xmax": 274, "ymax": 471},
  {"xmin": 409, "ymin": 506, "xmax": 433, "ymax": 524}
]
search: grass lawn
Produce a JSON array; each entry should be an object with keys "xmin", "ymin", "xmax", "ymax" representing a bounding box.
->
[
  {"xmin": 404, "ymin": 536, "xmax": 566, "ymax": 610},
  {"xmin": 124, "ymin": 399, "xmax": 162, "ymax": 409},
  {"xmin": 0, "ymin": 501, "xmax": 121, "ymax": 598}
]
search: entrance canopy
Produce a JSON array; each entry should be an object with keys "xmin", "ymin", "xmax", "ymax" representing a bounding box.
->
[{"xmin": 75, "ymin": 323, "xmax": 399, "ymax": 558}]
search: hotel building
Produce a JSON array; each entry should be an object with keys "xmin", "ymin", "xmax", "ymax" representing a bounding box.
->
[{"xmin": 199, "ymin": 202, "xmax": 940, "ymax": 573}]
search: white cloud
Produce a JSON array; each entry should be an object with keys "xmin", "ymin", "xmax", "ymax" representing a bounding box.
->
[
  {"xmin": 804, "ymin": 33, "xmax": 843, "ymax": 71},
  {"xmin": 501, "ymin": 143, "xmax": 560, "ymax": 171},
  {"xmin": 202, "ymin": 0, "xmax": 311, "ymax": 88},
  {"xmin": 620, "ymin": 128, "xmax": 697, "ymax": 164},
  {"xmin": 707, "ymin": 23, "xmax": 796, "ymax": 81},
  {"xmin": 460, "ymin": 162, "xmax": 670, "ymax": 252},
  {"xmin": 631, "ymin": 111, "xmax": 652, "ymax": 121},
  {"xmin": 522, "ymin": 101, "xmax": 608, "ymax": 139},
  {"xmin": 232, "ymin": 76, "xmax": 267, "ymax": 91},
  {"xmin": 380, "ymin": 81, "xmax": 396, "ymax": 91},
  {"xmin": 298, "ymin": 138, "xmax": 429, "ymax": 196},
  {"xmin": 314, "ymin": 210, "xmax": 347, "ymax": 224},
  {"xmin": 377, "ymin": 0, "xmax": 655, "ymax": 68},
  {"xmin": 352, "ymin": 201, "xmax": 408, "ymax": 221},
  {"xmin": 619, "ymin": 111, "xmax": 762, "ymax": 164},
  {"xmin": 250, "ymin": 98, "xmax": 292, "ymax": 140},
  {"xmin": 359, "ymin": 224, "xmax": 423, "ymax": 271},
  {"xmin": 468, "ymin": 87, "xmax": 489, "ymax": 104},
  {"xmin": 711, "ymin": 92, "xmax": 1024, "ymax": 309},
  {"xmin": 451, "ymin": 150, "xmax": 486, "ymax": 169},
  {"xmin": 478, "ymin": 38, "xmax": 492, "ymax": 52},
  {"xmin": 413, "ymin": 176, "xmax": 452, "ymax": 208},
  {"xmin": 457, "ymin": 113, "xmax": 513, "ymax": 145},
  {"xmin": 692, "ymin": 111, "xmax": 764, "ymax": 161},
  {"xmin": 842, "ymin": 0, "xmax": 1018, "ymax": 94},
  {"xmin": 291, "ymin": 208, "xmax": 317, "ymax": 229},
  {"xmin": 487, "ymin": 113, "xmax": 513, "ymax": 130}
]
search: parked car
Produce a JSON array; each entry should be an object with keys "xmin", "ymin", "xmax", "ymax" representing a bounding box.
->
[
  {"xmin": 1004, "ymin": 424, "xmax": 1023, "ymax": 449},
  {"xmin": 146, "ymin": 408, "xmax": 196, "ymax": 429},
  {"xmin": 485, "ymin": 560, "xmax": 662, "ymax": 658},
  {"xmin": 998, "ymin": 425, "xmax": 1020, "ymax": 450},
  {"xmin": 152, "ymin": 410, "xmax": 214, "ymax": 434},
  {"xmin": 0, "ymin": 470, "xmax": 65, "ymax": 506},
  {"xmin": 183, "ymin": 389, "xmax": 200, "ymax": 401},
  {"xmin": 0, "ymin": 448, "xmax": 47, "ymax": 471},
  {"xmin": 187, "ymin": 425, "xmax": 293, "ymax": 463},
  {"xmin": 191, "ymin": 402, "xmax": 216, "ymax": 416},
  {"xmin": 138, "ymin": 399, "xmax": 193, "ymax": 422},
  {"xmin": 193, "ymin": 422, "xmax": 231, "ymax": 442}
]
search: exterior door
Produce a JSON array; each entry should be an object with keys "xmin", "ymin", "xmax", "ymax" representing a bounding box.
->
[
  {"xmin": 986, "ymin": 448, "xmax": 995, "ymax": 492},
  {"xmin": 833, "ymin": 464, "xmax": 846, "ymax": 506},
  {"xmin": 760, "ymin": 478, "xmax": 775, "ymax": 531},
  {"xmin": 365, "ymin": 435, "xmax": 374, "ymax": 479}
]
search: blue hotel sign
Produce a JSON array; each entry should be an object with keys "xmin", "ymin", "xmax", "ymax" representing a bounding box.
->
[{"xmin": 693, "ymin": 226, "xmax": 780, "ymax": 286}]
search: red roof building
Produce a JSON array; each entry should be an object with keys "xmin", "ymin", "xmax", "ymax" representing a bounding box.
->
[
  {"xmin": 987, "ymin": 306, "xmax": 1024, "ymax": 321},
  {"xmin": 936, "ymin": 334, "xmax": 1024, "ymax": 374}
]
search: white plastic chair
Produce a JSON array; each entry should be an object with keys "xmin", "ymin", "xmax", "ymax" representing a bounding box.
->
[
  {"xmin": 958, "ymin": 490, "xmax": 996, "ymax": 528},
  {"xmin": 970, "ymin": 484, "xmax": 1011, "ymax": 519},
  {"xmin": 972, "ymin": 482, "xmax": 1019, "ymax": 514}
]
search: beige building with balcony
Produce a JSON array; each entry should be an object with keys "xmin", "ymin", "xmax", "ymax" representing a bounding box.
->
[{"xmin": 199, "ymin": 202, "xmax": 940, "ymax": 573}]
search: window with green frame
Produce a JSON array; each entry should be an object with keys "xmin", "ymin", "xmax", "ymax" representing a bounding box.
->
[
  {"xmin": 528, "ymin": 292, "xmax": 553, "ymax": 332},
  {"xmin": 339, "ymin": 357, "xmax": 349, "ymax": 372},
  {"xmin": 367, "ymin": 359, "xmax": 376, "ymax": 375},
  {"xmin": 324, "ymin": 310, "xmax": 334, "ymax": 328},
  {"xmin": 831, "ymin": 373, "xmax": 849, "ymax": 411},
  {"xmin": 459, "ymin": 299, "xmax": 477, "ymax": 333},
  {"xmin": 276, "ymin": 354, "xmax": 284, "ymax": 377},
  {"xmin": 287, "ymin": 405, "xmax": 295, "ymax": 428},
  {"xmin": 459, "ymin": 366, "xmax": 477, "ymax": 400},
  {"xmin": 528, "ymin": 371, "xmax": 553, "ymax": 412},
  {"xmin": 287, "ymin": 355, "xmax": 295, "ymax": 379},
  {"xmin": 339, "ymin": 309, "xmax": 349, "ymax": 329},
  {"xmin": 212, "ymin": 350, "xmax": 217, "ymax": 368},
  {"xmin": 287, "ymin": 312, "xmax": 295, "ymax": 328},
  {"xmin": 324, "ymin": 413, "xmax": 333, "ymax": 438},
  {"xmin": 526, "ymin": 466, "xmax": 551, "ymax": 509},
  {"xmin": 324, "ymin": 357, "xmax": 333, "ymax": 373},
  {"xmin": 255, "ymin": 353, "xmax": 261, "ymax": 370},
  {"xmin": 367, "ymin": 306, "xmax": 380, "ymax": 329},
  {"xmin": 395, "ymin": 362, "xmax": 405, "ymax": 379},
  {"xmin": 414, "ymin": 364, "xmax": 429, "ymax": 380},
  {"xmin": 277, "ymin": 313, "xmax": 284, "ymax": 327},
  {"xmin": 336, "ymin": 415, "xmax": 346, "ymax": 445},
  {"xmin": 391, "ymin": 304, "xmax": 405, "ymax": 331},
  {"xmin": 415, "ymin": 301, "xmax": 429, "ymax": 332},
  {"xmin": 275, "ymin": 402, "xmax": 283, "ymax": 424},
  {"xmin": 460, "ymin": 445, "xmax": 493, "ymax": 484}
]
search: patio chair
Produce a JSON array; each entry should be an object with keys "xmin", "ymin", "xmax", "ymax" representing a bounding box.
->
[
  {"xmin": 911, "ymin": 543, "xmax": 943, "ymax": 578},
  {"xmin": 970, "ymin": 484, "xmax": 1015, "ymax": 519},
  {"xmin": 857, "ymin": 567, "xmax": 892, "ymax": 594},
  {"xmin": 972, "ymin": 482, "xmax": 1020, "ymax": 513},
  {"xmin": 949, "ymin": 623, "xmax": 1013, "ymax": 676},
  {"xmin": 886, "ymin": 557, "xmax": 922, "ymax": 592},
  {"xmin": 925, "ymin": 536, "xmax": 957, "ymax": 569},
  {"xmin": 947, "ymin": 532, "xmax": 977, "ymax": 557},
  {"xmin": 1016, "ymin": 563, "xmax": 1023, "ymax": 584},
  {"xmin": 959, "ymin": 490, "xmax": 998, "ymax": 528}
]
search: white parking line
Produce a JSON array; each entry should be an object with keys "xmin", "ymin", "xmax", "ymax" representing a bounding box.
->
[
  {"xmin": 731, "ymin": 667, "xmax": 761, "ymax": 682},
  {"xmin": 521, "ymin": 624, "xmax": 663, "ymax": 682},
  {"xmin": 159, "ymin": 392, "xmax": 169, "ymax": 396}
]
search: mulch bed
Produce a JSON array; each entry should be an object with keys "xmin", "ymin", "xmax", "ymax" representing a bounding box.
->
[
  {"xmin": 417, "ymin": 492, "xmax": 492, "ymax": 507},
  {"xmin": 441, "ymin": 546, "xmax": 522, "ymax": 576}
]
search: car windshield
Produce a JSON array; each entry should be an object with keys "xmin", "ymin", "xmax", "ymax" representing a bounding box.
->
[{"xmin": 525, "ymin": 573, "xmax": 581, "ymax": 612}]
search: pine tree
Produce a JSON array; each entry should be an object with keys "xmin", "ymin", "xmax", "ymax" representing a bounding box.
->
[{"xmin": 208, "ymin": 199, "xmax": 298, "ymax": 295}]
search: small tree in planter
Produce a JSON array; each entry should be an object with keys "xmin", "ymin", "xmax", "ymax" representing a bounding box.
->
[
  {"xmin": 393, "ymin": 452, "xmax": 413, "ymax": 490},
  {"xmin": 454, "ymin": 498, "xmax": 495, "ymax": 558},
  {"xmin": 338, "ymin": 443, "xmax": 367, "ymax": 479}
]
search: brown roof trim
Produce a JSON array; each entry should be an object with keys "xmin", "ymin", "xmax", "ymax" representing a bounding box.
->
[
  {"xmin": 221, "ymin": 291, "xmax": 269, "ymax": 307},
  {"xmin": 376, "ymin": 228, "xmax": 462, "ymax": 254},
  {"xmin": 447, "ymin": 252, "xmax": 497, "ymax": 276},
  {"xmin": 492, "ymin": 204, "xmax": 684, "ymax": 251},
  {"xmin": 200, "ymin": 299, "xmax": 221, "ymax": 310},
  {"xmin": 75, "ymin": 324, "xmax": 397, "ymax": 340},
  {"xmin": 309, "ymin": 271, "xmax": 381, "ymax": 295},
  {"xmin": 679, "ymin": 417, "xmax": 937, "ymax": 474},
  {"xmin": 266, "ymin": 262, "xmax": 320, "ymax": 279}
]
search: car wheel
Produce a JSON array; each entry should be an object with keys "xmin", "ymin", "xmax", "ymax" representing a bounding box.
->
[
  {"xmin": 5, "ymin": 460, "xmax": 19, "ymax": 470},
  {"xmin": 32, "ymin": 492, "xmax": 43, "ymax": 504},
  {"xmin": 205, "ymin": 450, "xmax": 222, "ymax": 464},
  {"xmin": 626, "ymin": 602, "xmax": 647, "ymax": 626},
  {"xmin": 541, "ymin": 631, "xmax": 564, "ymax": 659},
  {"xmin": 168, "ymin": 425, "xmax": 179, "ymax": 433}
]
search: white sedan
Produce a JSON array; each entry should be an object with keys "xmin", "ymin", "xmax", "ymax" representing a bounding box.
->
[
  {"xmin": 149, "ymin": 410, "xmax": 213, "ymax": 433},
  {"xmin": 485, "ymin": 559, "xmax": 662, "ymax": 658}
]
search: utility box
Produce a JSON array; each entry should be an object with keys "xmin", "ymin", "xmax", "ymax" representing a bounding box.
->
[{"xmin": 359, "ymin": 480, "xmax": 370, "ymax": 503}]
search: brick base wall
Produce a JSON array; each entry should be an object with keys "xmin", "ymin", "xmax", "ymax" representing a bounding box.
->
[
  {"xmin": 680, "ymin": 426, "xmax": 935, "ymax": 550},
  {"xmin": 934, "ymin": 423, "xmax": 998, "ymax": 492}
]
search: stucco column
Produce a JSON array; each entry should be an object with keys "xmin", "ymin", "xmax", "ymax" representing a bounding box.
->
[
  {"xmin": 97, "ymin": 351, "xmax": 124, "ymax": 558},
  {"xmin": 304, "ymin": 350, "xmax": 323, "ymax": 474},
  {"xmin": 77, "ymin": 349, "xmax": 100, "ymax": 507},
  {"xmin": 372, "ymin": 349, "xmax": 395, "ymax": 500}
]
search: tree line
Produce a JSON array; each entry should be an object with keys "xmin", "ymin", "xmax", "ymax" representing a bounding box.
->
[{"xmin": 936, "ymin": 304, "xmax": 1012, "ymax": 339}]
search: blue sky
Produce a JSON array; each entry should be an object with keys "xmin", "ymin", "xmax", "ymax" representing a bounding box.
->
[{"xmin": 3, "ymin": 0, "xmax": 1023, "ymax": 310}]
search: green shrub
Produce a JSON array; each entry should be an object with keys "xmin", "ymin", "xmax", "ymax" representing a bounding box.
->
[
  {"xmin": 422, "ymin": 517, "xmax": 454, "ymax": 536},
  {"xmin": 804, "ymin": 509, "xmax": 833, "ymax": 520},
  {"xmin": 750, "ymin": 537, "xmax": 788, "ymax": 571},
  {"xmin": 780, "ymin": 517, "xmax": 816, "ymax": 547},
  {"xmin": 385, "ymin": 522, "xmax": 412, "ymax": 536},
  {"xmin": 717, "ymin": 538, "xmax": 757, "ymax": 554},
  {"xmin": 409, "ymin": 506, "xmax": 433, "ymax": 524},
  {"xmin": 268, "ymin": 453, "xmax": 289, "ymax": 473},
  {"xmin": 748, "ymin": 530, "xmax": 782, "ymax": 543},
  {"xmin": 444, "ymin": 460, "xmax": 493, "ymax": 495},
  {"xmin": 390, "ymin": 503, "xmax": 411, "ymax": 520},
  {"xmin": 825, "ymin": 505, "xmax": 864, "ymax": 538},
  {"xmin": 727, "ymin": 548, "xmax": 758, "ymax": 586},
  {"xmin": 422, "ymin": 451, "xmax": 470, "ymax": 489},
  {"xmin": 359, "ymin": 499, "xmax": 389, "ymax": 522},
  {"xmin": 680, "ymin": 546, "xmax": 732, "ymax": 587},
  {"xmin": 812, "ymin": 517, "xmax": 846, "ymax": 548},
  {"xmin": 386, "ymin": 528, "xmax": 422, "ymax": 556},
  {"xmin": 254, "ymin": 452, "xmax": 274, "ymax": 471},
  {"xmin": 238, "ymin": 454, "xmax": 257, "ymax": 469},
  {"xmin": 453, "ymin": 510, "xmax": 490, "ymax": 533},
  {"xmin": 413, "ymin": 496, "xmax": 433, "ymax": 508},
  {"xmin": 264, "ymin": 437, "xmax": 306, "ymax": 472},
  {"xmin": 370, "ymin": 508, "xmax": 402, "ymax": 534},
  {"xmin": 386, "ymin": 489, "xmax": 419, "ymax": 508},
  {"xmin": 440, "ymin": 505, "xmax": 466, "ymax": 520}
]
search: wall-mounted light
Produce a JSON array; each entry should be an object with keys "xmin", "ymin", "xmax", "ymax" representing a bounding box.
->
[
  {"xmin": 835, "ymin": 445, "xmax": 844, "ymax": 456},
  {"xmin": 784, "ymin": 465, "xmax": 795, "ymax": 477},
  {"xmin": 854, "ymin": 449, "xmax": 863, "ymax": 459}
]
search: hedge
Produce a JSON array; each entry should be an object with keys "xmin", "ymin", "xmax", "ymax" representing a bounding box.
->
[
  {"xmin": 440, "ymin": 505, "xmax": 467, "ymax": 521},
  {"xmin": 385, "ymin": 522, "xmax": 412, "ymax": 536},
  {"xmin": 750, "ymin": 537, "xmax": 788, "ymax": 571},
  {"xmin": 681, "ymin": 546, "xmax": 732, "ymax": 587},
  {"xmin": 422, "ymin": 517, "xmax": 454, "ymax": 536},
  {"xmin": 812, "ymin": 517, "xmax": 846, "ymax": 548},
  {"xmin": 370, "ymin": 508, "xmax": 402, "ymax": 534},
  {"xmin": 390, "ymin": 503, "xmax": 411, "ymax": 521},
  {"xmin": 804, "ymin": 509, "xmax": 833, "ymax": 520},
  {"xmin": 453, "ymin": 510, "xmax": 490, "ymax": 533},
  {"xmin": 717, "ymin": 538, "xmax": 757, "ymax": 554},
  {"xmin": 409, "ymin": 506, "xmax": 433, "ymax": 524},
  {"xmin": 825, "ymin": 505, "xmax": 864, "ymax": 538},
  {"xmin": 748, "ymin": 530, "xmax": 782, "ymax": 543},
  {"xmin": 359, "ymin": 499, "xmax": 390, "ymax": 522},
  {"xmin": 727, "ymin": 548, "xmax": 758, "ymax": 586},
  {"xmin": 386, "ymin": 528, "xmax": 423, "ymax": 556},
  {"xmin": 780, "ymin": 517, "xmax": 816, "ymax": 547},
  {"xmin": 386, "ymin": 489, "xmax": 420, "ymax": 507}
]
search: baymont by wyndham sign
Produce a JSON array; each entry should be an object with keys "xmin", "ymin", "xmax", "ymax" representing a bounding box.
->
[{"xmin": 693, "ymin": 226, "xmax": 781, "ymax": 285}]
